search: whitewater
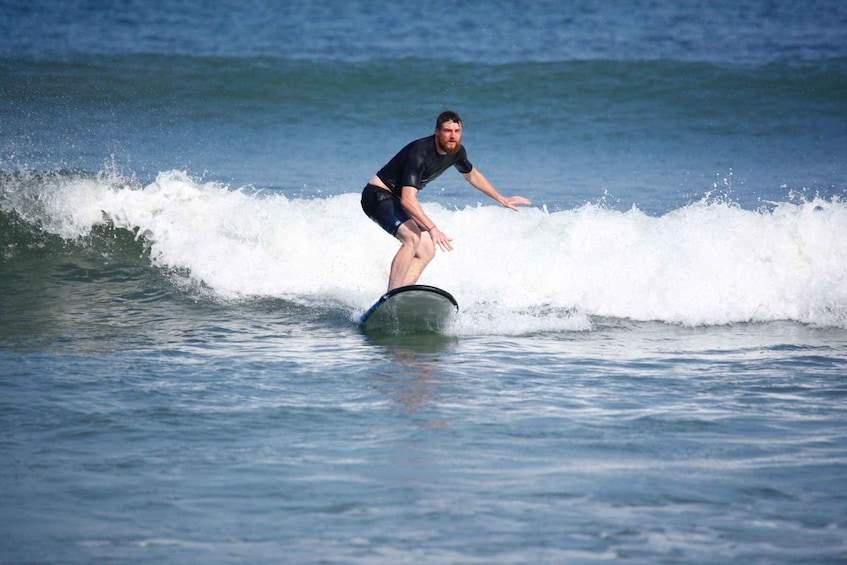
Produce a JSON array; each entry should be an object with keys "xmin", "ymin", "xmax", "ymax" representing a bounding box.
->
[{"xmin": 5, "ymin": 169, "xmax": 845, "ymax": 331}]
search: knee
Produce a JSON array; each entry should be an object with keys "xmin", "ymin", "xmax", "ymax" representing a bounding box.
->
[
  {"xmin": 396, "ymin": 220, "xmax": 422, "ymax": 243},
  {"xmin": 418, "ymin": 235, "xmax": 436, "ymax": 261},
  {"xmin": 400, "ymin": 231, "xmax": 421, "ymax": 248}
]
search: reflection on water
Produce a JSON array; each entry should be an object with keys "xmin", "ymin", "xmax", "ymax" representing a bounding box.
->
[
  {"xmin": 364, "ymin": 331, "xmax": 458, "ymax": 427},
  {"xmin": 363, "ymin": 331, "xmax": 458, "ymax": 355}
]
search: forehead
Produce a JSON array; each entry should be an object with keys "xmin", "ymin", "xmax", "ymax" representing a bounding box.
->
[{"xmin": 439, "ymin": 120, "xmax": 462, "ymax": 130}]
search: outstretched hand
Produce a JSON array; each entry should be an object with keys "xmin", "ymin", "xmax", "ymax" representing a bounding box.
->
[
  {"xmin": 502, "ymin": 195, "xmax": 533, "ymax": 211},
  {"xmin": 429, "ymin": 227, "xmax": 454, "ymax": 252}
]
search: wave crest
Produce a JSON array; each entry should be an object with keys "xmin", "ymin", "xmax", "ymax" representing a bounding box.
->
[{"xmin": 2, "ymin": 169, "xmax": 845, "ymax": 329}]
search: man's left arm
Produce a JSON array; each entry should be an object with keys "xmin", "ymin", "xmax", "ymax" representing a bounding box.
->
[{"xmin": 462, "ymin": 168, "xmax": 532, "ymax": 211}]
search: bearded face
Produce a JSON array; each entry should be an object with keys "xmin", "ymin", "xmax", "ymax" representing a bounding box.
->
[{"xmin": 435, "ymin": 120, "xmax": 463, "ymax": 155}]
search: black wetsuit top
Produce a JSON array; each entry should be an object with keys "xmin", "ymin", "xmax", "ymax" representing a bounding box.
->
[{"xmin": 376, "ymin": 135, "xmax": 474, "ymax": 197}]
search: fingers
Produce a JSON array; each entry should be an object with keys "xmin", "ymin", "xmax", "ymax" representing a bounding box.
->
[
  {"xmin": 436, "ymin": 235, "xmax": 453, "ymax": 252},
  {"xmin": 504, "ymin": 196, "xmax": 532, "ymax": 211},
  {"xmin": 429, "ymin": 228, "xmax": 453, "ymax": 252}
]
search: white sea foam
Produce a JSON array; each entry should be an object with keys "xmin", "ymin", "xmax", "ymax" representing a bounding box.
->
[{"xmin": 17, "ymin": 170, "xmax": 847, "ymax": 330}]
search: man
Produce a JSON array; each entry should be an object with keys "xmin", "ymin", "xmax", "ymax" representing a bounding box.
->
[{"xmin": 361, "ymin": 111, "xmax": 532, "ymax": 291}]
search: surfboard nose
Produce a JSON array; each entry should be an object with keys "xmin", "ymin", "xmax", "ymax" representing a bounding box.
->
[{"xmin": 360, "ymin": 285, "xmax": 458, "ymax": 334}]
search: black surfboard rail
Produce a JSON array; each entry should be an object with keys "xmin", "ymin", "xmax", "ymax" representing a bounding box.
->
[{"xmin": 359, "ymin": 285, "xmax": 459, "ymax": 327}]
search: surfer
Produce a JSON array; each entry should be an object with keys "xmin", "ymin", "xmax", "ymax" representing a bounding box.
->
[{"xmin": 361, "ymin": 110, "xmax": 532, "ymax": 291}]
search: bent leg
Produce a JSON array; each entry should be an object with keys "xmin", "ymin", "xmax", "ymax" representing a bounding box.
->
[
  {"xmin": 402, "ymin": 229, "xmax": 435, "ymax": 287},
  {"xmin": 388, "ymin": 221, "xmax": 422, "ymax": 291}
]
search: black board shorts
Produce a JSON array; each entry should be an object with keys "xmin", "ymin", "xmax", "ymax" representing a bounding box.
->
[{"xmin": 361, "ymin": 183, "xmax": 411, "ymax": 236}]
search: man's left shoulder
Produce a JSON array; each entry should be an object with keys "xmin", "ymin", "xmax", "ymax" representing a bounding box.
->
[{"xmin": 453, "ymin": 145, "xmax": 473, "ymax": 173}]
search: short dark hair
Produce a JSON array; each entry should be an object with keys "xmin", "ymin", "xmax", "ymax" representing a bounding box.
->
[{"xmin": 436, "ymin": 111, "xmax": 462, "ymax": 130}]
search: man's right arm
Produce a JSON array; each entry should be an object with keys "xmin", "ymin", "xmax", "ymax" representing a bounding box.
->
[{"xmin": 399, "ymin": 186, "xmax": 453, "ymax": 252}]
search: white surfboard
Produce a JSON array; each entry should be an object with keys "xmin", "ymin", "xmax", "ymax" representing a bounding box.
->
[{"xmin": 359, "ymin": 285, "xmax": 459, "ymax": 334}]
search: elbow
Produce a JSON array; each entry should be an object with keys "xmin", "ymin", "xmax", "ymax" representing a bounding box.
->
[{"xmin": 399, "ymin": 194, "xmax": 418, "ymax": 211}]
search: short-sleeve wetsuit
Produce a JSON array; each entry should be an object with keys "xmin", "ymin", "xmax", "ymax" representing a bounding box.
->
[
  {"xmin": 377, "ymin": 135, "xmax": 473, "ymax": 195},
  {"xmin": 361, "ymin": 135, "xmax": 473, "ymax": 235}
]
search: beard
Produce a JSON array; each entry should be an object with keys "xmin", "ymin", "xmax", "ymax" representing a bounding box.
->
[{"xmin": 437, "ymin": 137, "xmax": 462, "ymax": 155}]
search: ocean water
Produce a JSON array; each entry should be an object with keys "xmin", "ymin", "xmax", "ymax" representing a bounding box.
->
[{"xmin": 2, "ymin": 1, "xmax": 847, "ymax": 563}]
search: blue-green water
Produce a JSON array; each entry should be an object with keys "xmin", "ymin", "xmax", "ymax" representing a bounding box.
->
[{"xmin": 2, "ymin": 1, "xmax": 847, "ymax": 563}]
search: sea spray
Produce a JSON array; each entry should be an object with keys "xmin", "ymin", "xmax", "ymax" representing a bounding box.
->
[{"xmin": 3, "ymin": 169, "xmax": 845, "ymax": 329}]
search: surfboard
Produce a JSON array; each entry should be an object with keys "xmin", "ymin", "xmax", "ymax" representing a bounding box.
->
[{"xmin": 359, "ymin": 285, "xmax": 459, "ymax": 334}]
